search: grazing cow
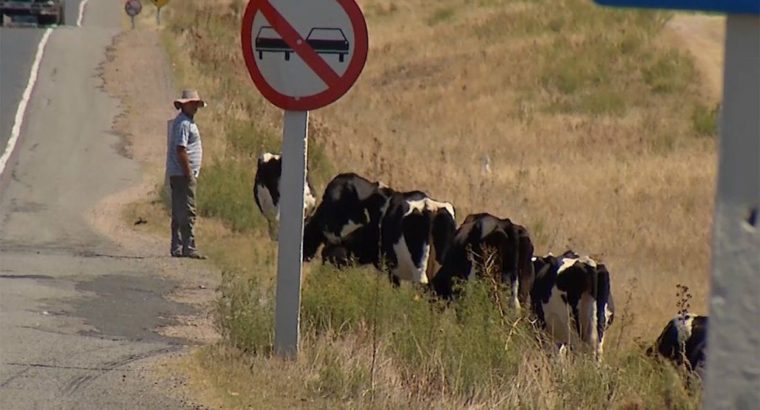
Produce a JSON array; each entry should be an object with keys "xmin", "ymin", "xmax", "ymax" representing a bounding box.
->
[
  {"xmin": 253, "ymin": 152, "xmax": 317, "ymax": 240},
  {"xmin": 431, "ymin": 213, "xmax": 535, "ymax": 309},
  {"xmin": 531, "ymin": 252, "xmax": 614, "ymax": 359},
  {"xmin": 303, "ymin": 174, "xmax": 457, "ymax": 286},
  {"xmin": 380, "ymin": 191, "xmax": 457, "ymax": 285},
  {"xmin": 649, "ymin": 314, "xmax": 708, "ymax": 377},
  {"xmin": 303, "ymin": 173, "xmax": 393, "ymax": 265}
]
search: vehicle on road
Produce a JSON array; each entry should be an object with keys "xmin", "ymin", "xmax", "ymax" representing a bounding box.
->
[
  {"xmin": 255, "ymin": 26, "xmax": 350, "ymax": 62},
  {"xmin": 0, "ymin": 0, "xmax": 65, "ymax": 27}
]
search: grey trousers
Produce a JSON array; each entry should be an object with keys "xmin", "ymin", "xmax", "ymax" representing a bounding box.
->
[{"xmin": 170, "ymin": 176, "xmax": 197, "ymax": 255}]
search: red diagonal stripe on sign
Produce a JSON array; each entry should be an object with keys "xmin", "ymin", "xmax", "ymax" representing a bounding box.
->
[{"xmin": 259, "ymin": 0, "xmax": 342, "ymax": 89}]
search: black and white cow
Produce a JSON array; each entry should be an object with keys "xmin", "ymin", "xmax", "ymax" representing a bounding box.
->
[
  {"xmin": 531, "ymin": 252, "xmax": 614, "ymax": 359},
  {"xmin": 303, "ymin": 173, "xmax": 393, "ymax": 265},
  {"xmin": 253, "ymin": 152, "xmax": 317, "ymax": 240},
  {"xmin": 303, "ymin": 174, "xmax": 457, "ymax": 286},
  {"xmin": 380, "ymin": 190, "xmax": 457, "ymax": 285},
  {"xmin": 649, "ymin": 314, "xmax": 708, "ymax": 377},
  {"xmin": 431, "ymin": 213, "xmax": 535, "ymax": 309}
]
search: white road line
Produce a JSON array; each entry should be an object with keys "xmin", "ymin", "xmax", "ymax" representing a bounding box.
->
[
  {"xmin": 0, "ymin": 29, "xmax": 53, "ymax": 177},
  {"xmin": 77, "ymin": 0, "xmax": 89, "ymax": 27}
]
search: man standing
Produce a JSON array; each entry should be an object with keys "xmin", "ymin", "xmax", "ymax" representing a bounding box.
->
[{"xmin": 166, "ymin": 89, "xmax": 207, "ymax": 259}]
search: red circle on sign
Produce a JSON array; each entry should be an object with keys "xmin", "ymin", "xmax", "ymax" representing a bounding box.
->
[
  {"xmin": 241, "ymin": 0, "xmax": 369, "ymax": 111},
  {"xmin": 125, "ymin": 0, "xmax": 142, "ymax": 16}
]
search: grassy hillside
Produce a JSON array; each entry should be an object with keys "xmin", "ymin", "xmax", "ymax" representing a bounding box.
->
[{"xmin": 159, "ymin": 0, "xmax": 715, "ymax": 407}]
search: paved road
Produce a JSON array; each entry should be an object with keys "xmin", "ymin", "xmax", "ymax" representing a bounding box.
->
[
  {"xmin": 0, "ymin": 1, "xmax": 199, "ymax": 409},
  {"xmin": 0, "ymin": 0, "xmax": 83, "ymax": 162}
]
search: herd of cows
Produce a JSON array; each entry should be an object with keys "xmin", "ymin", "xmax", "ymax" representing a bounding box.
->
[{"xmin": 253, "ymin": 153, "xmax": 708, "ymax": 378}]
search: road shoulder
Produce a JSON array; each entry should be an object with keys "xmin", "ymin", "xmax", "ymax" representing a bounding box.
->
[{"xmin": 91, "ymin": 19, "xmax": 221, "ymax": 405}]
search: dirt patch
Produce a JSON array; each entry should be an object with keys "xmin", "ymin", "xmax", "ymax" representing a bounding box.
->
[
  {"xmin": 91, "ymin": 13, "xmax": 222, "ymax": 401},
  {"xmin": 157, "ymin": 315, "xmax": 220, "ymax": 345},
  {"xmin": 159, "ymin": 285, "xmax": 220, "ymax": 345},
  {"xmin": 664, "ymin": 14, "xmax": 725, "ymax": 102},
  {"xmin": 89, "ymin": 24, "xmax": 176, "ymax": 252}
]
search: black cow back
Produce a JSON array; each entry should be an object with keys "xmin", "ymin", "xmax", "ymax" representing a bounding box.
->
[
  {"xmin": 303, "ymin": 173, "xmax": 393, "ymax": 263},
  {"xmin": 431, "ymin": 213, "xmax": 534, "ymax": 303}
]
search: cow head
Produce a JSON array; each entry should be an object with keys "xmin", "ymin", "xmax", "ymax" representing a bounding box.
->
[{"xmin": 649, "ymin": 314, "xmax": 708, "ymax": 375}]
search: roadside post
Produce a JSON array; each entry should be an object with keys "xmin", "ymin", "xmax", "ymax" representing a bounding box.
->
[
  {"xmin": 594, "ymin": 0, "xmax": 760, "ymax": 407},
  {"xmin": 150, "ymin": 0, "xmax": 169, "ymax": 25},
  {"xmin": 241, "ymin": 0, "xmax": 368, "ymax": 359},
  {"xmin": 124, "ymin": 0, "xmax": 142, "ymax": 29}
]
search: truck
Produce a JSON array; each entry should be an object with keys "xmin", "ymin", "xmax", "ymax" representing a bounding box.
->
[{"xmin": 0, "ymin": 0, "xmax": 65, "ymax": 27}]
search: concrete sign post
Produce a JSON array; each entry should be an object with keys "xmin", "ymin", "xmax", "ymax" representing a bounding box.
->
[
  {"xmin": 594, "ymin": 1, "xmax": 759, "ymax": 407},
  {"xmin": 241, "ymin": 0, "xmax": 368, "ymax": 358},
  {"xmin": 124, "ymin": 0, "xmax": 141, "ymax": 29},
  {"xmin": 706, "ymin": 15, "xmax": 759, "ymax": 408}
]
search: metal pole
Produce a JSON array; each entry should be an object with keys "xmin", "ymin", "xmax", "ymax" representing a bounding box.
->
[
  {"xmin": 157, "ymin": 8, "xmax": 161, "ymax": 26},
  {"xmin": 130, "ymin": 16, "xmax": 135, "ymax": 30},
  {"xmin": 704, "ymin": 14, "xmax": 760, "ymax": 409},
  {"xmin": 274, "ymin": 110, "xmax": 308, "ymax": 359}
]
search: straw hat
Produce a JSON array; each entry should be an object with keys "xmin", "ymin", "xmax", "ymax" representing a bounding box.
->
[{"xmin": 173, "ymin": 89, "xmax": 207, "ymax": 109}]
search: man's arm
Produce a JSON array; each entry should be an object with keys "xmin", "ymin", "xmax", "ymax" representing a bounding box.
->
[{"xmin": 176, "ymin": 146, "xmax": 193, "ymax": 179}]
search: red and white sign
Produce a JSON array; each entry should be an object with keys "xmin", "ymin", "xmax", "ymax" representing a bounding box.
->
[
  {"xmin": 125, "ymin": 0, "xmax": 142, "ymax": 17},
  {"xmin": 241, "ymin": 0, "xmax": 369, "ymax": 111}
]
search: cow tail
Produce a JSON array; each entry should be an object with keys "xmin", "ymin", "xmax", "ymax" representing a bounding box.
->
[
  {"xmin": 595, "ymin": 266, "xmax": 611, "ymax": 345},
  {"xmin": 517, "ymin": 229, "xmax": 535, "ymax": 307}
]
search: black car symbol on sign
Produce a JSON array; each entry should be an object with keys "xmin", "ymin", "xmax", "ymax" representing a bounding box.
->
[{"xmin": 255, "ymin": 27, "xmax": 350, "ymax": 62}]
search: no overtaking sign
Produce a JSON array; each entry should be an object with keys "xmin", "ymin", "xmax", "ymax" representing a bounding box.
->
[
  {"xmin": 240, "ymin": 0, "xmax": 369, "ymax": 359},
  {"xmin": 241, "ymin": 0, "xmax": 369, "ymax": 111}
]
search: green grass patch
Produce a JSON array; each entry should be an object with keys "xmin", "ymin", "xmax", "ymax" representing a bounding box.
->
[
  {"xmin": 642, "ymin": 49, "xmax": 697, "ymax": 94},
  {"xmin": 211, "ymin": 263, "xmax": 702, "ymax": 407},
  {"xmin": 691, "ymin": 103, "xmax": 719, "ymax": 137},
  {"xmin": 427, "ymin": 7, "xmax": 456, "ymax": 26},
  {"xmin": 501, "ymin": 1, "xmax": 692, "ymax": 117},
  {"xmin": 225, "ymin": 120, "xmax": 279, "ymax": 159},
  {"xmin": 216, "ymin": 271, "xmax": 274, "ymax": 354},
  {"xmin": 196, "ymin": 160, "xmax": 260, "ymax": 232}
]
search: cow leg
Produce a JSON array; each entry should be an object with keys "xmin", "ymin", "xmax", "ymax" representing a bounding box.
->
[
  {"xmin": 267, "ymin": 219, "xmax": 279, "ymax": 241},
  {"xmin": 321, "ymin": 244, "xmax": 353, "ymax": 269},
  {"xmin": 303, "ymin": 208, "xmax": 327, "ymax": 261},
  {"xmin": 389, "ymin": 273, "xmax": 401, "ymax": 288},
  {"xmin": 517, "ymin": 233, "xmax": 535, "ymax": 309},
  {"xmin": 558, "ymin": 343, "xmax": 569, "ymax": 360}
]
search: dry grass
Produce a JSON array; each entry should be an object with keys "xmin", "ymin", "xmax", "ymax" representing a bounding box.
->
[
  {"xmin": 318, "ymin": 0, "xmax": 716, "ymax": 339},
  {"xmin": 153, "ymin": 0, "xmax": 717, "ymax": 407}
]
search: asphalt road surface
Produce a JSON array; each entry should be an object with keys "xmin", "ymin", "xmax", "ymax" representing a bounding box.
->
[
  {"xmin": 0, "ymin": 0, "xmax": 81, "ymax": 157},
  {"xmin": 1, "ymin": 2, "xmax": 198, "ymax": 409},
  {"xmin": 0, "ymin": 28, "xmax": 43, "ymax": 157}
]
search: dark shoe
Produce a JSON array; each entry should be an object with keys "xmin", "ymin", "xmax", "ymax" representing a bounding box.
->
[
  {"xmin": 171, "ymin": 250, "xmax": 183, "ymax": 257},
  {"xmin": 185, "ymin": 252, "xmax": 207, "ymax": 260}
]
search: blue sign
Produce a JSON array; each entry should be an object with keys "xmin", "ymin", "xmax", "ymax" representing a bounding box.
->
[{"xmin": 595, "ymin": 0, "xmax": 760, "ymax": 14}]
